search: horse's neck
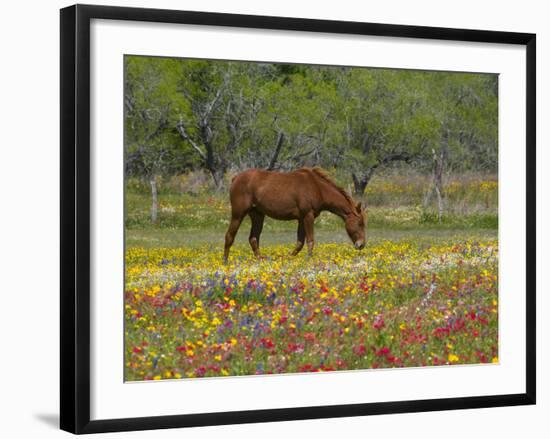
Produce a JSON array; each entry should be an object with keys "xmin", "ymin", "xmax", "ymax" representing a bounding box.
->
[{"xmin": 321, "ymin": 184, "xmax": 354, "ymax": 219}]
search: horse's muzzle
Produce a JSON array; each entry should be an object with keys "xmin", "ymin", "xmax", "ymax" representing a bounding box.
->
[{"xmin": 354, "ymin": 241, "xmax": 365, "ymax": 250}]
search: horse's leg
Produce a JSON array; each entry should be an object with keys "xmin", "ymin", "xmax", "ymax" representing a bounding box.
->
[
  {"xmin": 248, "ymin": 209, "xmax": 265, "ymax": 258},
  {"xmin": 224, "ymin": 212, "xmax": 244, "ymax": 264},
  {"xmin": 303, "ymin": 212, "xmax": 315, "ymax": 257},
  {"xmin": 291, "ymin": 220, "xmax": 305, "ymax": 256}
]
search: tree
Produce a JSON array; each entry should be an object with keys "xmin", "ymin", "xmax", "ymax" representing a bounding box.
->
[
  {"xmin": 125, "ymin": 56, "xmax": 191, "ymax": 223},
  {"xmin": 338, "ymin": 69, "xmax": 438, "ymax": 196},
  {"xmin": 124, "ymin": 55, "xmax": 498, "ymax": 206},
  {"xmin": 424, "ymin": 72, "xmax": 498, "ymax": 221},
  {"xmin": 175, "ymin": 61, "xmax": 267, "ymax": 189},
  {"xmin": 232, "ymin": 64, "xmax": 329, "ymax": 172}
]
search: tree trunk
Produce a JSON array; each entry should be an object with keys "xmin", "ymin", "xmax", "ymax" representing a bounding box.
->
[
  {"xmin": 352, "ymin": 174, "xmax": 368, "ymax": 197},
  {"xmin": 267, "ymin": 132, "xmax": 285, "ymax": 170},
  {"xmin": 430, "ymin": 139, "xmax": 447, "ymax": 223},
  {"xmin": 150, "ymin": 175, "xmax": 158, "ymax": 224},
  {"xmin": 209, "ymin": 167, "xmax": 226, "ymax": 191},
  {"xmin": 352, "ymin": 153, "xmax": 414, "ymax": 198},
  {"xmin": 434, "ymin": 181, "xmax": 443, "ymax": 223},
  {"xmin": 352, "ymin": 169, "xmax": 375, "ymax": 198}
]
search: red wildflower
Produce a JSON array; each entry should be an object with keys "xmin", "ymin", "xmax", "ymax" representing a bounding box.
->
[
  {"xmin": 260, "ymin": 338, "xmax": 274, "ymax": 349},
  {"xmin": 373, "ymin": 317, "xmax": 385, "ymax": 329}
]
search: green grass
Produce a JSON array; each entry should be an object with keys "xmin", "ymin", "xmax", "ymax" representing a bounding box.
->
[
  {"xmin": 125, "ymin": 195, "xmax": 497, "ymax": 232},
  {"xmin": 126, "ymin": 226, "xmax": 497, "ymax": 249},
  {"xmin": 125, "ymin": 173, "xmax": 498, "ymax": 232}
]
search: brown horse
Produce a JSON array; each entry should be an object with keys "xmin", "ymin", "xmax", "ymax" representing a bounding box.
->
[{"xmin": 223, "ymin": 167, "xmax": 366, "ymax": 263}]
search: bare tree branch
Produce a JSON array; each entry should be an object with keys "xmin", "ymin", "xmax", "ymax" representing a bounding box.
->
[
  {"xmin": 202, "ymin": 70, "xmax": 231, "ymax": 124},
  {"xmin": 376, "ymin": 152, "xmax": 414, "ymax": 167},
  {"xmin": 176, "ymin": 120, "xmax": 207, "ymax": 163},
  {"xmin": 283, "ymin": 146, "xmax": 317, "ymax": 164},
  {"xmin": 267, "ymin": 132, "xmax": 285, "ymax": 170}
]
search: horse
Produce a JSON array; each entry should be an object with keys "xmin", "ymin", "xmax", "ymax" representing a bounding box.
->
[{"xmin": 223, "ymin": 167, "xmax": 366, "ymax": 263}]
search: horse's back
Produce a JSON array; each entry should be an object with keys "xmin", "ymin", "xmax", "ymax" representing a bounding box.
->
[
  {"xmin": 236, "ymin": 168, "xmax": 314, "ymax": 190},
  {"xmin": 229, "ymin": 168, "xmax": 318, "ymax": 219}
]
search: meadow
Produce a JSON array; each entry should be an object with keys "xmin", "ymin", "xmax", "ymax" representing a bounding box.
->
[
  {"xmin": 124, "ymin": 173, "xmax": 498, "ymax": 380},
  {"xmin": 125, "ymin": 172, "xmax": 498, "ymax": 235}
]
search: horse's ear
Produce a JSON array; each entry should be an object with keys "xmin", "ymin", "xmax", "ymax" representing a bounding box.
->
[{"xmin": 356, "ymin": 202, "xmax": 362, "ymax": 213}]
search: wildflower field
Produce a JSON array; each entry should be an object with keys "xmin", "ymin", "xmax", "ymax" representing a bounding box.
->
[
  {"xmin": 125, "ymin": 234, "xmax": 498, "ymax": 381},
  {"xmin": 124, "ymin": 173, "xmax": 498, "ymax": 380}
]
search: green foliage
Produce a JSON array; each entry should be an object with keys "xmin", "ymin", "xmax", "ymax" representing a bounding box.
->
[
  {"xmin": 125, "ymin": 56, "xmax": 196, "ymax": 177},
  {"xmin": 124, "ymin": 55, "xmax": 498, "ymax": 225},
  {"xmin": 124, "ymin": 56, "xmax": 498, "ymax": 181},
  {"xmin": 426, "ymin": 72, "xmax": 498, "ymax": 173}
]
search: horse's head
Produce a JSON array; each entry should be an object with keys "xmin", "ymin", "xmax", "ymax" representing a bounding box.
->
[{"xmin": 345, "ymin": 202, "xmax": 367, "ymax": 250}]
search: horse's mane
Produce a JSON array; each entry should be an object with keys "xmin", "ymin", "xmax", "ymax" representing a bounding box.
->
[{"xmin": 308, "ymin": 167, "xmax": 356, "ymax": 209}]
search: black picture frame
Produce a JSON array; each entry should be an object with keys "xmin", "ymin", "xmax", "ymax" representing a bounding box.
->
[{"xmin": 60, "ymin": 4, "xmax": 536, "ymax": 434}]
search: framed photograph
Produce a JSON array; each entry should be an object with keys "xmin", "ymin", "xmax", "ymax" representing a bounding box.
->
[{"xmin": 60, "ymin": 4, "xmax": 536, "ymax": 434}]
